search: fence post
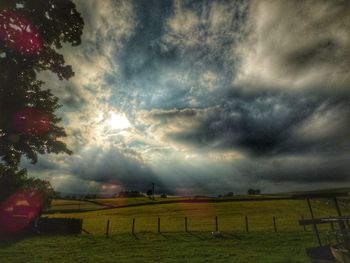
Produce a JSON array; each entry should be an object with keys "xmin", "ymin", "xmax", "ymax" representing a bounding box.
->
[
  {"xmin": 158, "ymin": 217, "xmax": 160, "ymax": 233},
  {"xmin": 106, "ymin": 219, "xmax": 110, "ymax": 238},
  {"xmin": 307, "ymin": 198, "xmax": 322, "ymax": 247},
  {"xmin": 328, "ymin": 215, "xmax": 339, "ymax": 244},
  {"xmin": 185, "ymin": 217, "xmax": 188, "ymax": 232},
  {"xmin": 334, "ymin": 197, "xmax": 349, "ymax": 242},
  {"xmin": 245, "ymin": 216, "xmax": 249, "ymax": 232},
  {"xmin": 301, "ymin": 216, "xmax": 306, "ymax": 231},
  {"xmin": 273, "ymin": 216, "xmax": 277, "ymax": 233},
  {"xmin": 330, "ymin": 220, "xmax": 335, "ymax": 232},
  {"xmin": 132, "ymin": 218, "xmax": 135, "ymax": 235},
  {"xmin": 215, "ymin": 216, "xmax": 219, "ymax": 232}
]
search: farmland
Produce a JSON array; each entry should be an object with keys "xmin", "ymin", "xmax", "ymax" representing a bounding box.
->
[
  {"xmin": 0, "ymin": 232, "xmax": 316, "ymax": 263},
  {"xmin": 48, "ymin": 198, "xmax": 349, "ymax": 234},
  {"xmin": 45, "ymin": 199, "xmax": 107, "ymax": 213},
  {"xmin": 1, "ymin": 197, "xmax": 350, "ymax": 262}
]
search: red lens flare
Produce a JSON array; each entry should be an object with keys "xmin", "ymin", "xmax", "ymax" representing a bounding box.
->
[
  {"xmin": 0, "ymin": 190, "xmax": 44, "ymax": 237},
  {"xmin": 14, "ymin": 108, "xmax": 51, "ymax": 135},
  {"xmin": 0, "ymin": 9, "xmax": 42, "ymax": 56}
]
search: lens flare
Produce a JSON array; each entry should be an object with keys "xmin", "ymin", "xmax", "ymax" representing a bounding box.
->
[
  {"xmin": 0, "ymin": 190, "xmax": 44, "ymax": 237},
  {"xmin": 14, "ymin": 108, "xmax": 51, "ymax": 135},
  {"xmin": 0, "ymin": 9, "xmax": 42, "ymax": 56}
]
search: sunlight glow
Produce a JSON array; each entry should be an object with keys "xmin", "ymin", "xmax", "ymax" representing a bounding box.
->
[{"xmin": 107, "ymin": 111, "xmax": 130, "ymax": 130}]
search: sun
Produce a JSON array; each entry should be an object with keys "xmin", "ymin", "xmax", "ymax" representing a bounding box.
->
[{"xmin": 107, "ymin": 111, "xmax": 130, "ymax": 130}]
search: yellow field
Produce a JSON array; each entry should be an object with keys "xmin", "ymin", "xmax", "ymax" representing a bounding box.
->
[
  {"xmin": 48, "ymin": 198, "xmax": 348, "ymax": 235},
  {"xmin": 47, "ymin": 199, "xmax": 106, "ymax": 212}
]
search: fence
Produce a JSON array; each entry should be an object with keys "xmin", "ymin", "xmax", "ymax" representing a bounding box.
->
[{"xmin": 80, "ymin": 215, "xmax": 319, "ymax": 236}]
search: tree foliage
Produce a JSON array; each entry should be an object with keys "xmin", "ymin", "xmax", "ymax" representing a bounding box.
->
[
  {"xmin": 0, "ymin": 166, "xmax": 53, "ymax": 208},
  {"xmin": 0, "ymin": 0, "xmax": 84, "ymax": 167},
  {"xmin": 118, "ymin": 191, "xmax": 144, "ymax": 198},
  {"xmin": 146, "ymin": 189, "xmax": 153, "ymax": 198},
  {"xmin": 0, "ymin": 166, "xmax": 27, "ymax": 202},
  {"xmin": 247, "ymin": 189, "xmax": 261, "ymax": 195},
  {"xmin": 0, "ymin": 1, "xmax": 84, "ymax": 203}
]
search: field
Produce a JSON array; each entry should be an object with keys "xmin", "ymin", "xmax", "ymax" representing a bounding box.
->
[
  {"xmin": 0, "ymin": 232, "xmax": 316, "ymax": 263},
  {"xmin": 46, "ymin": 199, "xmax": 107, "ymax": 213},
  {"xmin": 1, "ymin": 197, "xmax": 349, "ymax": 262},
  {"xmin": 48, "ymin": 198, "xmax": 348, "ymax": 234}
]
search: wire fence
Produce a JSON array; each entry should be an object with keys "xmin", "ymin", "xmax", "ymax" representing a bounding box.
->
[{"xmin": 80, "ymin": 215, "xmax": 327, "ymax": 236}]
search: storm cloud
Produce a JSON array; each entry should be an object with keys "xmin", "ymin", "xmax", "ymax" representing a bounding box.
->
[
  {"xmin": 235, "ymin": 0, "xmax": 350, "ymax": 91},
  {"xmin": 20, "ymin": 0, "xmax": 350, "ymax": 195},
  {"xmin": 146, "ymin": 92, "xmax": 350, "ymax": 156}
]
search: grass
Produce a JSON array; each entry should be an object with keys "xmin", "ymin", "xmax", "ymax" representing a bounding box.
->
[
  {"xmin": 2, "ymin": 197, "xmax": 349, "ymax": 262},
  {"xmin": 48, "ymin": 199, "xmax": 349, "ymax": 235},
  {"xmin": 47, "ymin": 197, "xmax": 193, "ymax": 212},
  {"xmin": 93, "ymin": 197, "xmax": 187, "ymax": 207},
  {"xmin": 0, "ymin": 232, "xmax": 316, "ymax": 263},
  {"xmin": 92, "ymin": 195, "xmax": 287, "ymax": 207},
  {"xmin": 46, "ymin": 199, "xmax": 106, "ymax": 213}
]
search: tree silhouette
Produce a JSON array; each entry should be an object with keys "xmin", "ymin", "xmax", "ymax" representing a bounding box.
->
[
  {"xmin": 0, "ymin": 0, "xmax": 84, "ymax": 201},
  {"xmin": 146, "ymin": 189, "xmax": 153, "ymax": 199},
  {"xmin": 0, "ymin": 0, "xmax": 84, "ymax": 168},
  {"xmin": 0, "ymin": 165, "xmax": 27, "ymax": 202}
]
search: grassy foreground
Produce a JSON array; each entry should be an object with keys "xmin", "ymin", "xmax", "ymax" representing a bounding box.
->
[
  {"xmin": 0, "ymin": 232, "xmax": 316, "ymax": 263},
  {"xmin": 2, "ymin": 198, "xmax": 347, "ymax": 262},
  {"xmin": 48, "ymin": 199, "xmax": 348, "ymax": 234}
]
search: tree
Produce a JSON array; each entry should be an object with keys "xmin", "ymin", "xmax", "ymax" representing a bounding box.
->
[
  {"xmin": 0, "ymin": 1, "xmax": 84, "ymax": 203},
  {"xmin": 0, "ymin": 0, "xmax": 84, "ymax": 169},
  {"xmin": 24, "ymin": 176, "xmax": 54, "ymax": 209},
  {"xmin": 0, "ymin": 166, "xmax": 27, "ymax": 202},
  {"xmin": 247, "ymin": 189, "xmax": 261, "ymax": 195},
  {"xmin": 224, "ymin": 192, "xmax": 234, "ymax": 197},
  {"xmin": 118, "ymin": 191, "xmax": 143, "ymax": 198},
  {"xmin": 0, "ymin": 165, "xmax": 53, "ymax": 208},
  {"xmin": 146, "ymin": 189, "xmax": 153, "ymax": 199},
  {"xmin": 248, "ymin": 189, "xmax": 256, "ymax": 195},
  {"xmin": 0, "ymin": 0, "xmax": 84, "ymax": 202}
]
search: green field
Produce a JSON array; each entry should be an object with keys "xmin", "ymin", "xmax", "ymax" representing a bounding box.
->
[
  {"xmin": 48, "ymin": 198, "xmax": 348, "ymax": 235},
  {"xmin": 47, "ymin": 197, "xmax": 193, "ymax": 212},
  {"xmin": 91, "ymin": 195, "xmax": 286, "ymax": 207},
  {"xmin": 0, "ymin": 232, "xmax": 316, "ymax": 263},
  {"xmin": 93, "ymin": 197, "xmax": 188, "ymax": 207},
  {"xmin": 1, "ymin": 197, "xmax": 349, "ymax": 262},
  {"xmin": 46, "ymin": 199, "xmax": 107, "ymax": 213}
]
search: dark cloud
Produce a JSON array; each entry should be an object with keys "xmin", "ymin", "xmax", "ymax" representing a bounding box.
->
[
  {"xmin": 21, "ymin": 0, "xmax": 350, "ymax": 193},
  {"xmin": 286, "ymin": 39, "xmax": 339, "ymax": 70},
  {"xmin": 22, "ymin": 156, "xmax": 62, "ymax": 172},
  {"xmin": 119, "ymin": 0, "xmax": 174, "ymax": 78},
  {"xmin": 151, "ymin": 91, "xmax": 350, "ymax": 157},
  {"xmin": 236, "ymin": 0, "xmax": 350, "ymax": 91},
  {"xmin": 148, "ymin": 108, "xmax": 197, "ymax": 121},
  {"xmin": 163, "ymin": 0, "xmax": 248, "ymax": 74},
  {"xmin": 70, "ymin": 146, "xmax": 162, "ymax": 190},
  {"xmin": 110, "ymin": 0, "xmax": 248, "ymax": 112},
  {"xmin": 254, "ymin": 155, "xmax": 350, "ymax": 184}
]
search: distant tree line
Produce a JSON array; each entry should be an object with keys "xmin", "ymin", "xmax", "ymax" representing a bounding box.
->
[
  {"xmin": 248, "ymin": 189, "xmax": 261, "ymax": 195},
  {"xmin": 117, "ymin": 191, "xmax": 145, "ymax": 198},
  {"xmin": 59, "ymin": 190, "xmax": 170, "ymax": 200},
  {"xmin": 217, "ymin": 190, "xmax": 262, "ymax": 197},
  {"xmin": 217, "ymin": 192, "xmax": 234, "ymax": 198},
  {"xmin": 56, "ymin": 189, "xmax": 262, "ymax": 200}
]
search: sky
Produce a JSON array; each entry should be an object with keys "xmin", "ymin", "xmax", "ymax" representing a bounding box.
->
[{"xmin": 22, "ymin": 0, "xmax": 350, "ymax": 196}]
